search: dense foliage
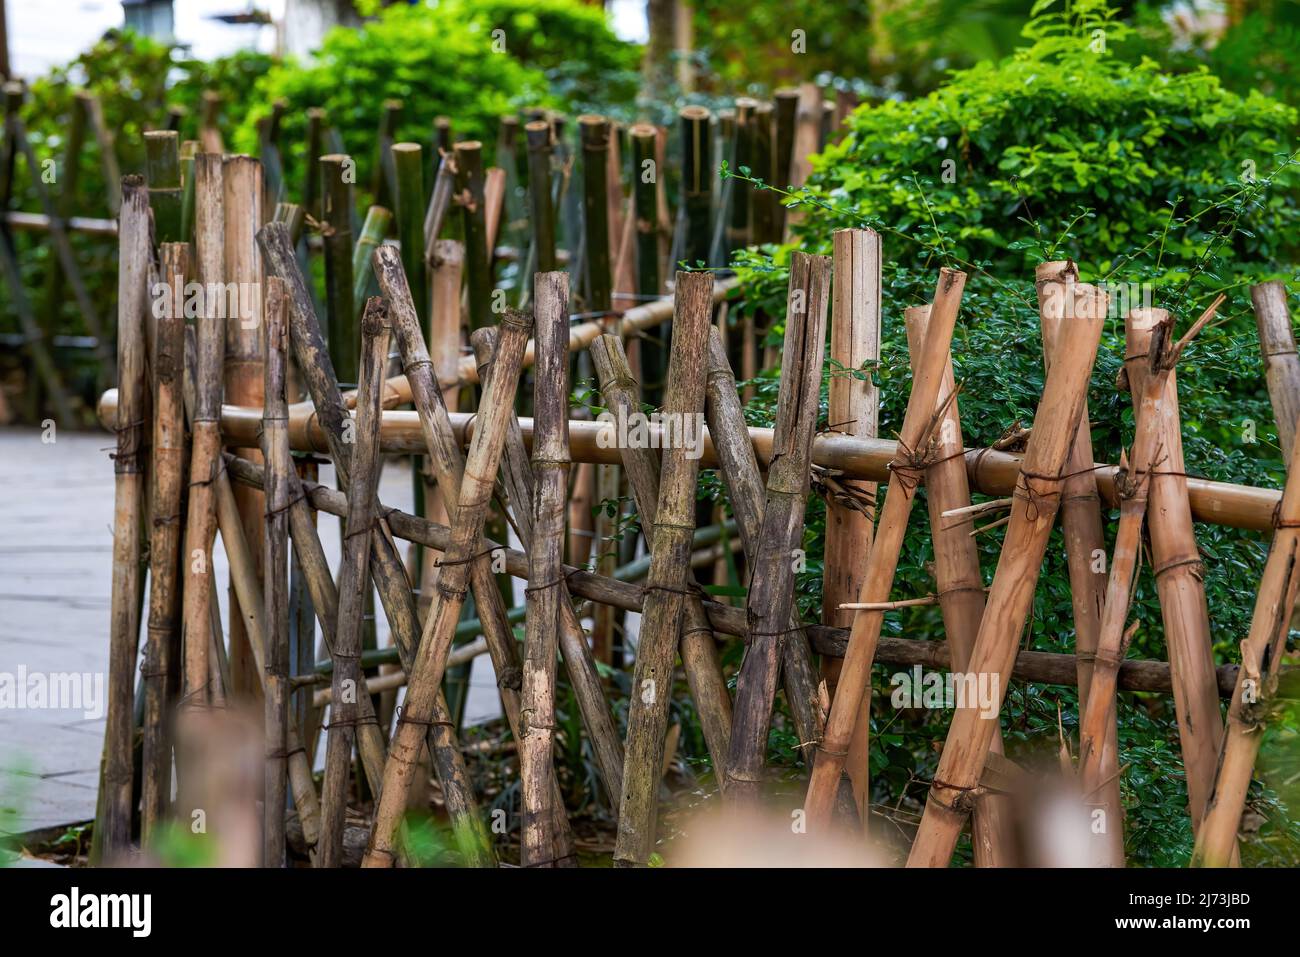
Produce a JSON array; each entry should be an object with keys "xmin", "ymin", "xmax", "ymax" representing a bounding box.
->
[{"xmin": 719, "ymin": 0, "xmax": 1300, "ymax": 864}]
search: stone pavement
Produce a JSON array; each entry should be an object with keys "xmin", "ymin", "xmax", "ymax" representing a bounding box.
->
[{"xmin": 0, "ymin": 425, "xmax": 501, "ymax": 839}]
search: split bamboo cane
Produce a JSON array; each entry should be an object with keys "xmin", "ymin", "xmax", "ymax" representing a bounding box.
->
[
  {"xmin": 590, "ymin": 334, "xmax": 733, "ymax": 776},
  {"xmin": 1250, "ymin": 281, "xmax": 1300, "ymax": 462},
  {"xmin": 727, "ymin": 252, "xmax": 831, "ymax": 805},
  {"xmin": 141, "ymin": 242, "xmax": 188, "ymax": 841},
  {"xmin": 363, "ymin": 309, "xmax": 531, "ymax": 868},
  {"xmin": 101, "ymin": 176, "xmax": 150, "ymax": 856},
  {"xmin": 1122, "ymin": 308, "xmax": 1225, "ymax": 841},
  {"xmin": 903, "ymin": 304, "xmax": 1015, "ymax": 866},
  {"xmin": 805, "ymin": 267, "xmax": 968, "ymax": 828},
  {"xmin": 1193, "ymin": 402, "xmax": 1300, "ymax": 866},
  {"xmin": 318, "ymin": 299, "xmax": 388, "ymax": 869},
  {"xmin": 906, "ymin": 282, "xmax": 1107, "ymax": 867},
  {"xmin": 612, "ymin": 270, "xmax": 714, "ymax": 866},
  {"xmin": 262, "ymin": 276, "xmax": 292, "ymax": 867},
  {"xmin": 822, "ymin": 228, "xmax": 881, "ymax": 827},
  {"xmin": 703, "ymin": 328, "xmax": 823, "ymax": 768},
  {"xmin": 1036, "ymin": 260, "xmax": 1123, "ymax": 866}
]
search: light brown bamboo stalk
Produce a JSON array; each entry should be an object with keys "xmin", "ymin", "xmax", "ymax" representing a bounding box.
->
[
  {"xmin": 363, "ymin": 309, "xmax": 532, "ymax": 868},
  {"xmin": 471, "ymin": 329, "xmax": 626, "ymax": 805},
  {"xmin": 1077, "ymin": 309, "xmax": 1182, "ymax": 861},
  {"xmin": 222, "ymin": 155, "xmax": 265, "ymax": 700},
  {"xmin": 903, "ymin": 303, "xmax": 1015, "ymax": 866},
  {"xmin": 262, "ymin": 277, "xmax": 292, "ymax": 867},
  {"xmin": 423, "ymin": 239, "xmax": 465, "ymax": 583},
  {"xmin": 1036, "ymin": 260, "xmax": 1123, "ymax": 865},
  {"xmin": 613, "ymin": 270, "xmax": 715, "ymax": 865},
  {"xmin": 590, "ymin": 334, "xmax": 733, "ymax": 777},
  {"xmin": 805, "ymin": 267, "xmax": 969, "ymax": 827},
  {"xmin": 141, "ymin": 241, "xmax": 188, "ymax": 842},
  {"xmin": 180, "ymin": 156, "xmax": 225, "ymax": 710},
  {"xmin": 258, "ymin": 221, "xmax": 488, "ymax": 865},
  {"xmin": 906, "ymin": 282, "xmax": 1107, "ymax": 867},
  {"xmin": 225, "ymin": 454, "xmax": 1259, "ymax": 700},
  {"xmin": 1193, "ymin": 404, "xmax": 1300, "ymax": 866},
  {"xmin": 1250, "ymin": 281, "xmax": 1300, "ymax": 462},
  {"xmin": 726, "ymin": 252, "xmax": 831, "ymax": 805},
  {"xmin": 101, "ymin": 176, "xmax": 150, "ymax": 856},
  {"xmin": 821, "ymin": 228, "xmax": 881, "ymax": 827},
  {"xmin": 318, "ymin": 298, "xmax": 387, "ymax": 868},
  {"xmin": 1123, "ymin": 307, "xmax": 1225, "ymax": 840},
  {"xmin": 518, "ymin": 271, "xmax": 573, "ymax": 867},
  {"xmin": 703, "ymin": 328, "xmax": 823, "ymax": 768}
]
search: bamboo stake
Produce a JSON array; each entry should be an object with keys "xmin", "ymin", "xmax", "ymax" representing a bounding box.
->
[
  {"xmin": 772, "ymin": 89, "xmax": 798, "ymax": 235},
  {"xmin": 727, "ymin": 98, "xmax": 756, "ymax": 255},
  {"xmin": 579, "ymin": 116, "xmax": 612, "ymax": 315},
  {"xmin": 320, "ymin": 154, "xmax": 357, "ymax": 382},
  {"xmin": 1250, "ymin": 281, "xmax": 1300, "ymax": 462},
  {"xmin": 748, "ymin": 102, "xmax": 776, "ymax": 246},
  {"xmin": 903, "ymin": 303, "xmax": 1017, "ymax": 866},
  {"xmin": 1077, "ymin": 308, "xmax": 1182, "ymax": 861},
  {"xmin": 258, "ymin": 221, "xmax": 489, "ymax": 865},
  {"xmin": 141, "ymin": 242, "xmax": 188, "ymax": 842},
  {"xmin": 703, "ymin": 328, "xmax": 823, "ymax": 767},
  {"xmin": 1193, "ymin": 402, "xmax": 1300, "ymax": 867},
  {"xmin": 1122, "ymin": 305, "xmax": 1225, "ymax": 840},
  {"xmin": 180, "ymin": 154, "xmax": 225, "ymax": 708},
  {"xmin": 351, "ymin": 205, "xmax": 392, "ymax": 308},
  {"xmin": 222, "ymin": 155, "xmax": 266, "ymax": 700},
  {"xmin": 612, "ymin": 270, "xmax": 714, "ymax": 865},
  {"xmin": 102, "ymin": 176, "xmax": 150, "ymax": 855},
  {"xmin": 455, "ymin": 141, "xmax": 492, "ymax": 329},
  {"xmin": 392, "ymin": 143, "xmax": 427, "ymax": 325},
  {"xmin": 262, "ymin": 276, "xmax": 292, "ymax": 867},
  {"xmin": 590, "ymin": 334, "xmax": 733, "ymax": 777},
  {"xmin": 144, "ymin": 130, "xmax": 182, "ymax": 244},
  {"xmin": 518, "ymin": 271, "xmax": 573, "ymax": 866},
  {"xmin": 199, "ymin": 91, "xmax": 223, "ymax": 154},
  {"xmin": 224, "ymin": 454, "xmax": 1258, "ymax": 700},
  {"xmin": 822, "ymin": 228, "xmax": 881, "ymax": 827},
  {"xmin": 680, "ymin": 106, "xmax": 712, "ymax": 267},
  {"xmin": 1036, "ymin": 260, "xmax": 1123, "ymax": 865},
  {"xmin": 363, "ymin": 309, "xmax": 532, "ymax": 868},
  {"xmin": 726, "ymin": 252, "xmax": 831, "ymax": 805},
  {"xmin": 525, "ymin": 120, "xmax": 557, "ymax": 274},
  {"xmin": 805, "ymin": 268, "xmax": 969, "ymax": 826},
  {"xmin": 906, "ymin": 282, "xmax": 1107, "ymax": 866},
  {"xmin": 319, "ymin": 298, "xmax": 388, "ymax": 868}
]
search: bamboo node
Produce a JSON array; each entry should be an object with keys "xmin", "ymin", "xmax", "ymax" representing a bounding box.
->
[{"xmin": 393, "ymin": 705, "xmax": 455, "ymax": 730}]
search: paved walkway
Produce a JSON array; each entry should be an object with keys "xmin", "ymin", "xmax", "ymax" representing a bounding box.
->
[{"xmin": 0, "ymin": 425, "xmax": 500, "ymax": 839}]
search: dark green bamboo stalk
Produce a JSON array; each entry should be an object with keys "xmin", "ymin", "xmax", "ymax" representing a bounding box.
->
[
  {"xmin": 372, "ymin": 98, "xmax": 402, "ymax": 210},
  {"xmin": 579, "ymin": 115, "xmax": 611, "ymax": 315},
  {"xmin": 454, "ymin": 140, "xmax": 492, "ymax": 329},
  {"xmin": 304, "ymin": 107, "xmax": 325, "ymax": 215},
  {"xmin": 679, "ymin": 106, "xmax": 712, "ymax": 268},
  {"xmin": 728, "ymin": 98, "xmax": 756, "ymax": 254},
  {"xmin": 320, "ymin": 153, "xmax": 357, "ymax": 383},
  {"xmin": 434, "ymin": 115, "xmax": 453, "ymax": 156},
  {"xmin": 351, "ymin": 205, "xmax": 392, "ymax": 308},
  {"xmin": 392, "ymin": 142, "xmax": 427, "ymax": 325},
  {"xmin": 525, "ymin": 120, "xmax": 557, "ymax": 273},
  {"xmin": 749, "ymin": 102, "xmax": 777, "ymax": 246},
  {"xmin": 773, "ymin": 88, "xmax": 798, "ymax": 236}
]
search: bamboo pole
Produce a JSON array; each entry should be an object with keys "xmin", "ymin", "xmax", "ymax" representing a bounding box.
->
[
  {"xmin": 805, "ymin": 267, "xmax": 969, "ymax": 827},
  {"xmin": 262, "ymin": 276, "xmax": 292, "ymax": 867},
  {"xmin": 525, "ymin": 120, "xmax": 557, "ymax": 273},
  {"xmin": 518, "ymin": 272, "xmax": 574, "ymax": 867},
  {"xmin": 363, "ymin": 309, "xmax": 532, "ymax": 868},
  {"xmin": 319, "ymin": 298, "xmax": 388, "ymax": 868},
  {"xmin": 1193, "ymin": 401, "xmax": 1300, "ymax": 867},
  {"xmin": 351, "ymin": 205, "xmax": 391, "ymax": 309},
  {"xmin": 680, "ymin": 106, "xmax": 712, "ymax": 267},
  {"xmin": 612, "ymin": 270, "xmax": 714, "ymax": 865},
  {"xmin": 772, "ymin": 89, "xmax": 798, "ymax": 235},
  {"xmin": 222, "ymin": 155, "xmax": 266, "ymax": 700},
  {"xmin": 223, "ymin": 454, "xmax": 1260, "ymax": 700},
  {"xmin": 904, "ymin": 304, "xmax": 1016, "ymax": 866},
  {"xmin": 180, "ymin": 154, "xmax": 225, "ymax": 709},
  {"xmin": 372, "ymin": 99, "xmax": 401, "ymax": 210},
  {"xmin": 392, "ymin": 143, "xmax": 426, "ymax": 325},
  {"xmin": 906, "ymin": 282, "xmax": 1107, "ymax": 866},
  {"xmin": 144, "ymin": 130, "xmax": 182, "ymax": 244},
  {"xmin": 1077, "ymin": 308, "xmax": 1187, "ymax": 862},
  {"xmin": 821, "ymin": 228, "xmax": 881, "ymax": 827},
  {"xmin": 726, "ymin": 252, "xmax": 831, "ymax": 805},
  {"xmin": 1122, "ymin": 306, "xmax": 1226, "ymax": 840},
  {"xmin": 258, "ymin": 221, "xmax": 489, "ymax": 865},
  {"xmin": 320, "ymin": 154, "xmax": 357, "ymax": 382},
  {"xmin": 141, "ymin": 242, "xmax": 188, "ymax": 842},
  {"xmin": 1250, "ymin": 281, "xmax": 1300, "ymax": 462},
  {"xmin": 579, "ymin": 116, "xmax": 612, "ymax": 315},
  {"xmin": 727, "ymin": 98, "xmax": 756, "ymax": 255},
  {"xmin": 590, "ymin": 334, "xmax": 733, "ymax": 777},
  {"xmin": 1036, "ymin": 260, "xmax": 1123, "ymax": 865},
  {"xmin": 101, "ymin": 176, "xmax": 150, "ymax": 855},
  {"xmin": 748, "ymin": 102, "xmax": 776, "ymax": 246},
  {"xmin": 455, "ymin": 141, "xmax": 492, "ymax": 329}
]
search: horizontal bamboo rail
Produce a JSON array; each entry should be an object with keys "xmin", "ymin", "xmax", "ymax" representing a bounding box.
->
[{"xmin": 97, "ymin": 392, "xmax": 1284, "ymax": 532}]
